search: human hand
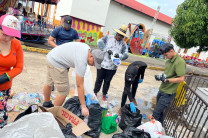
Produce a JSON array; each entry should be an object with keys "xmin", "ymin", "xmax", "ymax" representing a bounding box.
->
[
  {"xmin": 130, "ymin": 102, "xmax": 136, "ymax": 113},
  {"xmin": 81, "ymin": 105, "xmax": 89, "ymax": 117},
  {"xmin": 107, "ymin": 49, "xmax": 113, "ymax": 55},
  {"xmin": 138, "ymin": 79, "xmax": 143, "ymax": 84},
  {"xmin": 114, "ymin": 53, "xmax": 120, "ymax": 58},
  {"xmin": 163, "ymin": 79, "xmax": 169, "ymax": 83}
]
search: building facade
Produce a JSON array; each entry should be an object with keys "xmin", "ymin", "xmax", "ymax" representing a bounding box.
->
[{"xmin": 33, "ymin": 0, "xmax": 207, "ymax": 60}]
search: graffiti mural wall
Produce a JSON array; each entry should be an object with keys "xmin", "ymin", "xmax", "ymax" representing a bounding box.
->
[{"xmin": 71, "ymin": 17, "xmax": 101, "ymax": 46}]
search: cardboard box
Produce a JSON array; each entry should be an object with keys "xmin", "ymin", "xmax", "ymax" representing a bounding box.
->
[
  {"xmin": 8, "ymin": 106, "xmax": 90, "ymax": 137},
  {"xmin": 48, "ymin": 106, "xmax": 90, "ymax": 137}
]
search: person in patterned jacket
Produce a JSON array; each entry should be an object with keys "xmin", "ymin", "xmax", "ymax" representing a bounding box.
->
[{"xmin": 94, "ymin": 24, "xmax": 129, "ymax": 101}]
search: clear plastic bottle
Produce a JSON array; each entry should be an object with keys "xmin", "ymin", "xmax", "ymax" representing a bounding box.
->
[
  {"xmin": 23, "ymin": 94, "xmax": 36, "ymax": 105},
  {"xmin": 12, "ymin": 94, "xmax": 19, "ymax": 105},
  {"xmin": 103, "ymin": 101, "xmax": 108, "ymax": 109}
]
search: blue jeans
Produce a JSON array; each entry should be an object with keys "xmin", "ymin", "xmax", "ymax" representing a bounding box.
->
[{"xmin": 153, "ymin": 91, "xmax": 176, "ymax": 124}]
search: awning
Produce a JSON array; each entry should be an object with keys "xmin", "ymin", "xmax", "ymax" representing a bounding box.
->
[{"xmin": 30, "ymin": 0, "xmax": 60, "ymax": 5}]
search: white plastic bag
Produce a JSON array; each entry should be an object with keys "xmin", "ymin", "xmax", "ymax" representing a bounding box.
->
[
  {"xmin": 137, "ymin": 119, "xmax": 164, "ymax": 138},
  {"xmin": 72, "ymin": 65, "xmax": 98, "ymax": 100},
  {"xmin": 0, "ymin": 112, "xmax": 64, "ymax": 138}
]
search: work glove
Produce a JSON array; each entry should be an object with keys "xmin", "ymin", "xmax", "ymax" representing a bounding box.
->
[
  {"xmin": 114, "ymin": 53, "xmax": 120, "ymax": 58},
  {"xmin": 0, "ymin": 73, "xmax": 10, "ymax": 85},
  {"xmin": 138, "ymin": 79, "xmax": 143, "ymax": 84},
  {"xmin": 107, "ymin": 49, "xmax": 113, "ymax": 56},
  {"xmin": 130, "ymin": 102, "xmax": 136, "ymax": 113}
]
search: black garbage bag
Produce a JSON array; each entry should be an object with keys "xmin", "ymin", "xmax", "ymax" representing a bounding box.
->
[
  {"xmin": 61, "ymin": 123, "xmax": 74, "ymax": 138},
  {"xmin": 63, "ymin": 96, "xmax": 84, "ymax": 120},
  {"xmin": 14, "ymin": 104, "xmax": 38, "ymax": 121},
  {"xmin": 84, "ymin": 103, "xmax": 102, "ymax": 138},
  {"xmin": 119, "ymin": 104, "xmax": 142, "ymax": 130},
  {"xmin": 112, "ymin": 133, "xmax": 127, "ymax": 138},
  {"xmin": 112, "ymin": 127, "xmax": 151, "ymax": 138}
]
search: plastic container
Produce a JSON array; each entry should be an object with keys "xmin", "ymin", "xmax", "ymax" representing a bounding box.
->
[
  {"xmin": 22, "ymin": 94, "xmax": 36, "ymax": 105},
  {"xmin": 12, "ymin": 92, "xmax": 26, "ymax": 105}
]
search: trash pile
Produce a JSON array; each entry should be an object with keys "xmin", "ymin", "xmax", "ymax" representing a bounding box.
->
[
  {"xmin": 1, "ymin": 104, "xmax": 90, "ymax": 138},
  {"xmin": 2, "ymin": 91, "xmax": 174, "ymax": 138},
  {"xmin": 7, "ymin": 92, "xmax": 44, "ymax": 112}
]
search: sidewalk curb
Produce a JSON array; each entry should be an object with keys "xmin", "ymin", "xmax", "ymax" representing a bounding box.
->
[
  {"xmin": 21, "ymin": 45, "xmax": 167, "ymax": 71},
  {"xmin": 121, "ymin": 62, "xmax": 165, "ymax": 71}
]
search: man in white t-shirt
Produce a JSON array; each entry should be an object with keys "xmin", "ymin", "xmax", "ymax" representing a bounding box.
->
[{"xmin": 42, "ymin": 42, "xmax": 104, "ymax": 117}]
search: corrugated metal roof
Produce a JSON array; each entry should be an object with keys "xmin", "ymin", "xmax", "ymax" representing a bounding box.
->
[{"xmin": 114, "ymin": 0, "xmax": 172, "ymax": 25}]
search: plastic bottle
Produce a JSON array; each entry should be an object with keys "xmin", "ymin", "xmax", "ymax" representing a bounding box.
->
[
  {"xmin": 23, "ymin": 94, "xmax": 36, "ymax": 105},
  {"xmin": 84, "ymin": 117, "xmax": 88, "ymax": 124},
  {"xmin": 12, "ymin": 94, "xmax": 20, "ymax": 105},
  {"xmin": 103, "ymin": 101, "xmax": 108, "ymax": 109}
]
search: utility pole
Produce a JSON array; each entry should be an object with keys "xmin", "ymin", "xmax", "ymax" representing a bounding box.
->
[{"xmin": 144, "ymin": 6, "xmax": 160, "ymax": 47}]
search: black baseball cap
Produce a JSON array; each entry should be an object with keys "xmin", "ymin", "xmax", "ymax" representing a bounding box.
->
[
  {"xmin": 64, "ymin": 15, "xmax": 72, "ymax": 28},
  {"xmin": 160, "ymin": 43, "xmax": 174, "ymax": 54}
]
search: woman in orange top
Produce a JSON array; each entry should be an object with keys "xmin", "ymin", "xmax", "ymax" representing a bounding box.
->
[{"xmin": 0, "ymin": 14, "xmax": 23, "ymax": 128}]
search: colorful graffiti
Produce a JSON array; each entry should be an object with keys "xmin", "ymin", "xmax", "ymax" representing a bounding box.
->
[
  {"xmin": 71, "ymin": 17, "xmax": 101, "ymax": 46},
  {"xmin": 148, "ymin": 37, "xmax": 167, "ymax": 58}
]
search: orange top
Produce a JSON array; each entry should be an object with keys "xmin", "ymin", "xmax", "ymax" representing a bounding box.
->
[{"xmin": 0, "ymin": 38, "xmax": 24, "ymax": 91}]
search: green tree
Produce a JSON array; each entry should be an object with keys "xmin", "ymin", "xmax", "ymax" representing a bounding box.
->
[{"xmin": 170, "ymin": 0, "xmax": 208, "ymax": 52}]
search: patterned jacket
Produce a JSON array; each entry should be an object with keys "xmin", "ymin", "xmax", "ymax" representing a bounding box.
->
[{"xmin": 97, "ymin": 35, "xmax": 129, "ymax": 70}]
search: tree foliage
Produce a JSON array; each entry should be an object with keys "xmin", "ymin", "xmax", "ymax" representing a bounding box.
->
[{"xmin": 170, "ymin": 0, "xmax": 208, "ymax": 52}]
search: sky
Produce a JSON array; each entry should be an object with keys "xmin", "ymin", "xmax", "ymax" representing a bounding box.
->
[{"xmin": 136, "ymin": 0, "xmax": 185, "ymax": 18}]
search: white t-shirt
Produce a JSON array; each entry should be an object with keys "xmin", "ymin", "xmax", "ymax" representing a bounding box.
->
[{"xmin": 47, "ymin": 42, "xmax": 90, "ymax": 77}]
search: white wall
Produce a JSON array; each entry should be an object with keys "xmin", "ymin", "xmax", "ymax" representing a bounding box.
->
[
  {"xmin": 55, "ymin": 0, "xmax": 110, "ymax": 25},
  {"xmin": 69, "ymin": 0, "xmax": 110, "ymax": 26},
  {"xmin": 103, "ymin": 1, "xmax": 171, "ymax": 37},
  {"xmin": 55, "ymin": 0, "xmax": 73, "ymax": 20}
]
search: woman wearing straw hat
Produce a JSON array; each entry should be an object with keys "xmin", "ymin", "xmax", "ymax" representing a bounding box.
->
[{"xmin": 94, "ymin": 24, "xmax": 129, "ymax": 101}]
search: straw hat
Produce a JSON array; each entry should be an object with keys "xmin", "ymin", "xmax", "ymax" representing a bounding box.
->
[{"xmin": 113, "ymin": 24, "xmax": 128, "ymax": 37}]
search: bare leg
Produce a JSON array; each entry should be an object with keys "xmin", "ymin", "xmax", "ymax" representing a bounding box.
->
[
  {"xmin": 54, "ymin": 94, "xmax": 67, "ymax": 106},
  {"xmin": 43, "ymin": 84, "xmax": 52, "ymax": 102}
]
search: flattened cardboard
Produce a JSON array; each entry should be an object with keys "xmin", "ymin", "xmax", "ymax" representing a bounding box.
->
[
  {"xmin": 48, "ymin": 106, "xmax": 90, "ymax": 136},
  {"xmin": 8, "ymin": 111, "xmax": 19, "ymax": 122}
]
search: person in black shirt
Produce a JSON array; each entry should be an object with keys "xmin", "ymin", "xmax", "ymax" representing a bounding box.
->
[{"xmin": 118, "ymin": 61, "xmax": 147, "ymax": 114}]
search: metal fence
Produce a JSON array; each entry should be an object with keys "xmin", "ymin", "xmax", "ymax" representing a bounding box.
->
[
  {"xmin": 185, "ymin": 75, "xmax": 208, "ymax": 91},
  {"xmin": 163, "ymin": 75, "xmax": 208, "ymax": 138}
]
